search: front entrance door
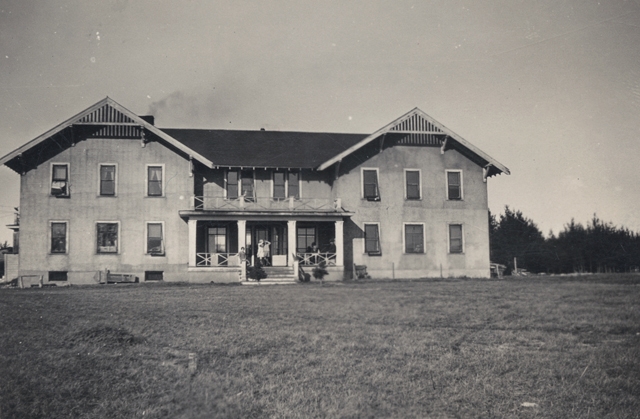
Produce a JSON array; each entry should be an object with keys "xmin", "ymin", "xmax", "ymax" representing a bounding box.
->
[{"xmin": 248, "ymin": 222, "xmax": 287, "ymax": 266}]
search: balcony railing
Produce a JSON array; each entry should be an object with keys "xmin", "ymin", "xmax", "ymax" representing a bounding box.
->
[
  {"xmin": 196, "ymin": 253, "xmax": 240, "ymax": 267},
  {"xmin": 297, "ymin": 252, "xmax": 337, "ymax": 266},
  {"xmin": 192, "ymin": 196, "xmax": 342, "ymax": 212}
]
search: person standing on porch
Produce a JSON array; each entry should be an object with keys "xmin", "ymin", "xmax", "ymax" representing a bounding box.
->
[
  {"xmin": 257, "ymin": 240, "xmax": 265, "ymax": 266},
  {"xmin": 238, "ymin": 247, "xmax": 246, "ymax": 266},
  {"xmin": 263, "ymin": 240, "xmax": 271, "ymax": 266}
]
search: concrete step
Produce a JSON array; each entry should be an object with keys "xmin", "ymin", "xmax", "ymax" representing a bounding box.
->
[{"xmin": 247, "ymin": 266, "xmax": 297, "ymax": 282}]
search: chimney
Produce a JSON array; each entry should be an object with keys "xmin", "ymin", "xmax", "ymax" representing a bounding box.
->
[{"xmin": 139, "ymin": 115, "xmax": 155, "ymax": 125}]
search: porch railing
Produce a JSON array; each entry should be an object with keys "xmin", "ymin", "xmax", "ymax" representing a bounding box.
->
[
  {"xmin": 196, "ymin": 253, "xmax": 240, "ymax": 267},
  {"xmin": 297, "ymin": 252, "xmax": 337, "ymax": 266},
  {"xmin": 192, "ymin": 196, "xmax": 342, "ymax": 212}
]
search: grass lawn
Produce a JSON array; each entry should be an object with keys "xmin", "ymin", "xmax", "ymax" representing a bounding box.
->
[{"xmin": 1, "ymin": 276, "xmax": 639, "ymax": 418}]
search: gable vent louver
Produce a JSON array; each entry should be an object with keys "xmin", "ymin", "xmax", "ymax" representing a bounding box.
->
[
  {"xmin": 389, "ymin": 114, "xmax": 445, "ymax": 146},
  {"xmin": 76, "ymin": 104, "xmax": 142, "ymax": 138}
]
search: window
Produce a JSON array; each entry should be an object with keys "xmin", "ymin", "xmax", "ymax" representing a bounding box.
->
[
  {"xmin": 50, "ymin": 222, "xmax": 67, "ymax": 254},
  {"xmin": 449, "ymin": 224, "xmax": 463, "ymax": 254},
  {"xmin": 208, "ymin": 227, "xmax": 227, "ymax": 253},
  {"xmin": 227, "ymin": 170, "xmax": 239, "ymax": 199},
  {"xmin": 49, "ymin": 271, "xmax": 68, "ymax": 282},
  {"xmin": 362, "ymin": 168, "xmax": 380, "ymax": 201},
  {"xmin": 447, "ymin": 170, "xmax": 462, "ymax": 200},
  {"xmin": 145, "ymin": 271, "xmax": 163, "ymax": 281},
  {"xmin": 404, "ymin": 224, "xmax": 424, "ymax": 254},
  {"xmin": 273, "ymin": 171, "xmax": 300, "ymax": 199},
  {"xmin": 364, "ymin": 223, "xmax": 381, "ymax": 255},
  {"xmin": 100, "ymin": 164, "xmax": 116, "ymax": 196},
  {"xmin": 147, "ymin": 222, "xmax": 164, "ymax": 255},
  {"xmin": 288, "ymin": 172, "xmax": 300, "ymax": 199},
  {"xmin": 297, "ymin": 227, "xmax": 316, "ymax": 253},
  {"xmin": 241, "ymin": 170, "xmax": 254, "ymax": 201},
  {"xmin": 51, "ymin": 163, "xmax": 69, "ymax": 196},
  {"xmin": 405, "ymin": 169, "xmax": 421, "ymax": 200},
  {"xmin": 97, "ymin": 222, "xmax": 119, "ymax": 253},
  {"xmin": 227, "ymin": 170, "xmax": 254, "ymax": 200},
  {"xmin": 147, "ymin": 165, "xmax": 163, "ymax": 196},
  {"xmin": 273, "ymin": 172, "xmax": 286, "ymax": 199}
]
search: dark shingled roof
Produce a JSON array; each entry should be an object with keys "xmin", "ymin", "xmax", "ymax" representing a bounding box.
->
[{"xmin": 160, "ymin": 128, "xmax": 368, "ymax": 169}]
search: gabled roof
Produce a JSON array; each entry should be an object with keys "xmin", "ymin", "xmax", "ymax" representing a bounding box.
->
[
  {"xmin": 317, "ymin": 108, "xmax": 510, "ymax": 177},
  {"xmin": 162, "ymin": 129, "xmax": 367, "ymax": 169},
  {"xmin": 0, "ymin": 97, "xmax": 215, "ymax": 172},
  {"xmin": 1, "ymin": 99, "xmax": 509, "ymax": 177}
]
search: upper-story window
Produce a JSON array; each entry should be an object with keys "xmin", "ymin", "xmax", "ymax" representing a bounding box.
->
[
  {"xmin": 288, "ymin": 172, "xmax": 300, "ymax": 199},
  {"xmin": 147, "ymin": 165, "xmax": 164, "ymax": 197},
  {"xmin": 99, "ymin": 164, "xmax": 116, "ymax": 196},
  {"xmin": 405, "ymin": 169, "xmax": 421, "ymax": 200},
  {"xmin": 362, "ymin": 168, "xmax": 380, "ymax": 201},
  {"xmin": 273, "ymin": 171, "xmax": 301, "ymax": 199},
  {"xmin": 226, "ymin": 170, "xmax": 255, "ymax": 200},
  {"xmin": 51, "ymin": 163, "xmax": 70, "ymax": 197},
  {"xmin": 273, "ymin": 172, "xmax": 286, "ymax": 199},
  {"xmin": 446, "ymin": 170, "xmax": 463, "ymax": 200}
]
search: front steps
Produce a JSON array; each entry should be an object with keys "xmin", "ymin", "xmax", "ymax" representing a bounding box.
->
[{"xmin": 243, "ymin": 266, "xmax": 298, "ymax": 284}]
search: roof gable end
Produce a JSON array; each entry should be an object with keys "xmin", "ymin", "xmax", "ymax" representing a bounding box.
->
[
  {"xmin": 317, "ymin": 108, "xmax": 510, "ymax": 176},
  {"xmin": 0, "ymin": 97, "xmax": 215, "ymax": 173}
]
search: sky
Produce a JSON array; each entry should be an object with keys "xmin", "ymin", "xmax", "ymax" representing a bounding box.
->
[{"xmin": 1, "ymin": 0, "xmax": 639, "ymax": 245}]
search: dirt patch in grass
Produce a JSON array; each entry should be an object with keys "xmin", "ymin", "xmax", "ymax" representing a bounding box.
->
[{"xmin": 68, "ymin": 325, "xmax": 145, "ymax": 348}]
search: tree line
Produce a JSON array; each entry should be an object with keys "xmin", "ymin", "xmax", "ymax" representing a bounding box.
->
[{"xmin": 490, "ymin": 207, "xmax": 640, "ymax": 274}]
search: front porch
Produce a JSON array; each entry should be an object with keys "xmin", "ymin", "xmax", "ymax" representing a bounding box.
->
[{"xmin": 184, "ymin": 215, "xmax": 347, "ymax": 281}]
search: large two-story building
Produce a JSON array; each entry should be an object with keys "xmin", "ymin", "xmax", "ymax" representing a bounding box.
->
[{"xmin": 0, "ymin": 97, "xmax": 508, "ymax": 284}]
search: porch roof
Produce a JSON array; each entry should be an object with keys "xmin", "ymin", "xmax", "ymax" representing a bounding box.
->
[{"xmin": 178, "ymin": 210, "xmax": 354, "ymax": 221}]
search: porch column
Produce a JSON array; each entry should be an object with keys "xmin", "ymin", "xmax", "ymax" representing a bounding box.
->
[
  {"xmin": 237, "ymin": 219, "xmax": 246, "ymax": 254},
  {"xmin": 287, "ymin": 220, "xmax": 297, "ymax": 267},
  {"xmin": 335, "ymin": 219, "xmax": 344, "ymax": 266},
  {"xmin": 188, "ymin": 219, "xmax": 197, "ymax": 267},
  {"xmin": 237, "ymin": 219, "xmax": 246, "ymax": 281}
]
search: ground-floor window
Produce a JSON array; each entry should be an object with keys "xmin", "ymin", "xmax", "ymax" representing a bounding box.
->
[
  {"xmin": 404, "ymin": 223, "xmax": 424, "ymax": 254},
  {"xmin": 297, "ymin": 227, "xmax": 316, "ymax": 253},
  {"xmin": 97, "ymin": 222, "xmax": 119, "ymax": 253},
  {"xmin": 208, "ymin": 227, "xmax": 227, "ymax": 253},
  {"xmin": 364, "ymin": 223, "xmax": 381, "ymax": 255},
  {"xmin": 147, "ymin": 222, "xmax": 164, "ymax": 255},
  {"xmin": 449, "ymin": 224, "xmax": 463, "ymax": 253},
  {"xmin": 50, "ymin": 221, "xmax": 67, "ymax": 254}
]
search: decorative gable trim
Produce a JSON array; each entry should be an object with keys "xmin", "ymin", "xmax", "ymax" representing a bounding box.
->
[
  {"xmin": 0, "ymin": 97, "xmax": 215, "ymax": 173},
  {"xmin": 317, "ymin": 108, "xmax": 510, "ymax": 177}
]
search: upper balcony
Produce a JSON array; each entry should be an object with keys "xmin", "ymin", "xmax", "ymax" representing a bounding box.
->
[{"xmin": 191, "ymin": 196, "xmax": 343, "ymax": 213}]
